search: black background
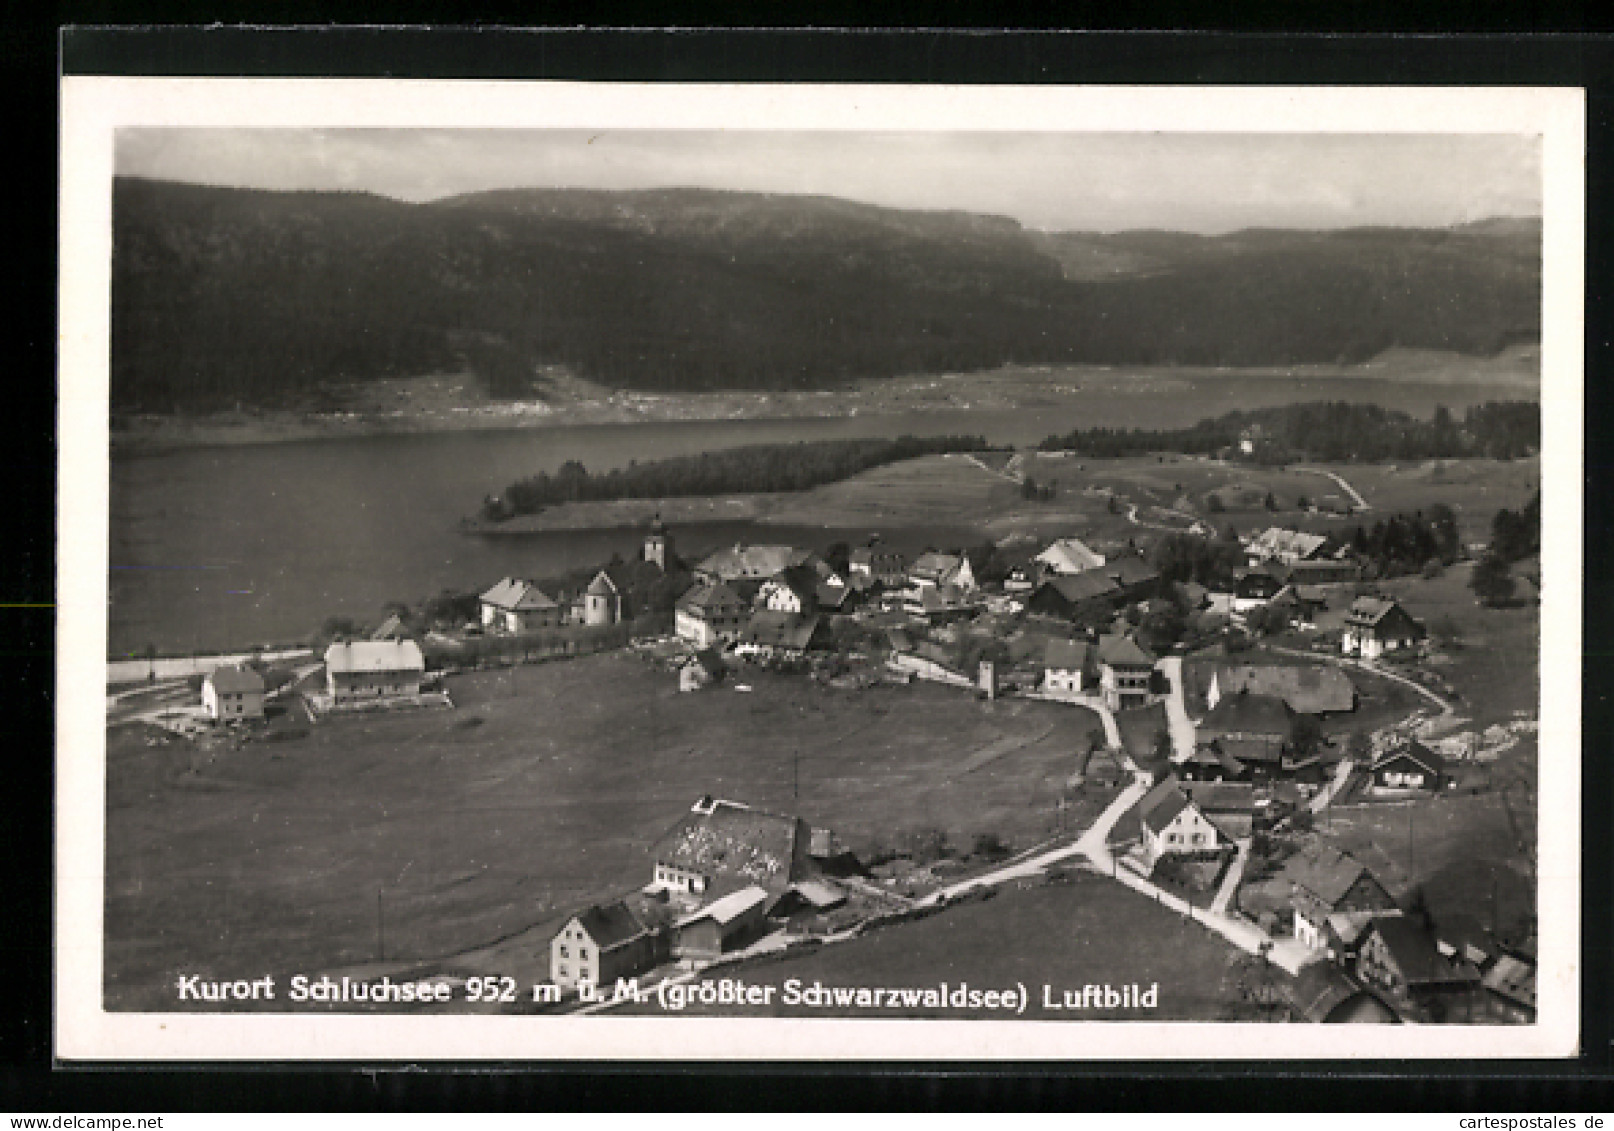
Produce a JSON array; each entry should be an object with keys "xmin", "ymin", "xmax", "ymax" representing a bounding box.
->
[{"xmin": 9, "ymin": 16, "xmax": 1613, "ymax": 1111}]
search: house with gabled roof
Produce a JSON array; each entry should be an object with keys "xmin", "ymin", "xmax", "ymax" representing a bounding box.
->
[
  {"xmin": 1369, "ymin": 740, "xmax": 1448, "ymax": 795},
  {"xmin": 675, "ymin": 580, "xmax": 750, "ymax": 648},
  {"xmin": 1027, "ymin": 572, "xmax": 1122, "ymax": 624},
  {"xmin": 1246, "ymin": 527, "xmax": 1330, "ymax": 568},
  {"xmin": 672, "ymin": 885, "xmax": 772, "ymax": 960},
  {"xmin": 479, "ymin": 577, "xmax": 564, "ymax": 633},
  {"xmin": 1105, "ymin": 555, "xmax": 1161, "ymax": 603},
  {"xmin": 202, "ymin": 665, "xmax": 265, "ymax": 722},
  {"xmin": 1035, "ymin": 537, "xmax": 1106, "ymax": 576},
  {"xmin": 1041, "ymin": 638, "xmax": 1096, "ymax": 696},
  {"xmin": 1136, "ymin": 779, "xmax": 1233, "ymax": 867},
  {"xmin": 323, "ymin": 639, "xmax": 426, "ymax": 702},
  {"xmin": 734, "ymin": 611, "xmax": 831, "ymax": 660},
  {"xmin": 848, "ymin": 543, "xmax": 908, "ymax": 588},
  {"xmin": 1342, "ymin": 596, "xmax": 1424, "ymax": 660},
  {"xmin": 1097, "ymin": 633, "xmax": 1157, "ymax": 712},
  {"xmin": 1356, "ymin": 916, "xmax": 1483, "ymax": 1014},
  {"xmin": 1208, "ymin": 662, "xmax": 1357, "ymax": 716},
  {"xmin": 909, "ymin": 551, "xmax": 976, "ymax": 592},
  {"xmin": 550, "ymin": 898, "xmax": 670, "ymax": 991},
  {"xmin": 757, "ymin": 565, "xmax": 820, "ymax": 616},
  {"xmin": 1197, "ymin": 690, "xmax": 1295, "ymax": 777},
  {"xmin": 694, "ymin": 544, "xmax": 809, "ymax": 586},
  {"xmin": 1275, "ymin": 840, "xmax": 1405, "ymax": 952}
]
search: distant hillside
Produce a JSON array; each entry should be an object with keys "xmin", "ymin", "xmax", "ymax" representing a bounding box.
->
[{"xmin": 110, "ymin": 178, "xmax": 1542, "ymax": 413}]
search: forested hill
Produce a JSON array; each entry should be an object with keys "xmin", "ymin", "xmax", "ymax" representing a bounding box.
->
[{"xmin": 111, "ymin": 177, "xmax": 1542, "ymax": 413}]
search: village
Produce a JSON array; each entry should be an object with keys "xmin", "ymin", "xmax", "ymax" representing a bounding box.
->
[{"xmin": 111, "ymin": 448, "xmax": 1541, "ymax": 1026}]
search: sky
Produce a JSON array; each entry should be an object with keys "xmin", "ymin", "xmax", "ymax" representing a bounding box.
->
[{"xmin": 114, "ymin": 129, "xmax": 1542, "ymax": 234}]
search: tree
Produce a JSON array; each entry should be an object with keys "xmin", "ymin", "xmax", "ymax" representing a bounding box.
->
[
  {"xmin": 822, "ymin": 540, "xmax": 851, "ymax": 576},
  {"xmin": 1470, "ymin": 553, "xmax": 1516, "ymax": 606},
  {"xmin": 1296, "ymin": 494, "xmax": 1311, "ymax": 510},
  {"xmin": 1291, "ymin": 715, "xmax": 1325, "ymax": 763},
  {"xmin": 1264, "ymin": 491, "xmax": 1279, "ymax": 512},
  {"xmin": 1246, "ymin": 604, "xmax": 1291, "ymax": 637},
  {"xmin": 1206, "ymin": 494, "xmax": 1226, "ymax": 514}
]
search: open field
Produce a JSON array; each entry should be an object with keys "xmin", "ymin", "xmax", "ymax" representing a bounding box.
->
[
  {"xmin": 1311, "ymin": 457, "xmax": 1539, "ymax": 544},
  {"xmin": 105, "ymin": 652, "xmax": 1103, "ymax": 1009},
  {"xmin": 614, "ymin": 868, "xmax": 1266, "ymax": 1021},
  {"xmin": 1378, "ymin": 562, "xmax": 1540, "ymax": 726}
]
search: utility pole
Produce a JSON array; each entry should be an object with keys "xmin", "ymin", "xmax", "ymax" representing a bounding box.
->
[
  {"xmin": 793, "ymin": 749, "xmax": 799, "ymax": 802},
  {"xmin": 377, "ymin": 886, "xmax": 385, "ymax": 963}
]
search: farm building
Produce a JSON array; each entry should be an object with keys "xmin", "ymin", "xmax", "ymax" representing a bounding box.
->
[
  {"xmin": 323, "ymin": 639, "xmax": 426, "ymax": 702},
  {"xmin": 1207, "ymin": 663, "xmax": 1357, "ymax": 716},
  {"xmin": 1275, "ymin": 841, "xmax": 1406, "ymax": 953},
  {"xmin": 1368, "ymin": 741, "xmax": 1448, "ymax": 795},
  {"xmin": 1284, "ymin": 558, "xmax": 1363, "ymax": 585},
  {"xmin": 1105, "ymin": 555, "xmax": 1161, "ymax": 603},
  {"xmin": 647, "ymin": 796, "xmax": 813, "ymax": 904},
  {"xmin": 1177, "ymin": 743, "xmax": 1249, "ymax": 782},
  {"xmin": 1341, "ymin": 597, "xmax": 1424, "ymax": 660},
  {"xmin": 1245, "ymin": 527, "xmax": 1329, "ymax": 567},
  {"xmin": 550, "ymin": 900, "xmax": 668, "ymax": 992},
  {"xmin": 1028, "ymin": 572, "xmax": 1122, "ymax": 623},
  {"xmin": 672, "ymin": 885, "xmax": 771, "ymax": 960},
  {"xmin": 1197, "ymin": 691, "xmax": 1295, "ymax": 778},
  {"xmin": 1355, "ymin": 916, "xmax": 1482, "ymax": 1014},
  {"xmin": 1178, "ymin": 780, "xmax": 1256, "ymax": 839},
  {"xmin": 693, "ymin": 544, "xmax": 809, "ymax": 586},
  {"xmin": 674, "ymin": 581, "xmax": 750, "ymax": 648},
  {"xmin": 479, "ymin": 577, "xmax": 564, "ymax": 634},
  {"xmin": 734, "ymin": 612, "xmax": 831, "ymax": 660},
  {"xmin": 1268, "ymin": 584, "xmax": 1330, "ymax": 624},
  {"xmin": 202, "ymin": 665, "xmax": 264, "ymax": 722},
  {"xmin": 1096, "ymin": 633, "xmax": 1157, "ymax": 712},
  {"xmin": 1035, "ymin": 537, "xmax": 1106, "ymax": 576}
]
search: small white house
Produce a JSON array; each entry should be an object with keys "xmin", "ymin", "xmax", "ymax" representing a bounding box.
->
[
  {"xmin": 1137, "ymin": 780, "xmax": 1226, "ymax": 867},
  {"xmin": 202, "ymin": 665, "xmax": 265, "ymax": 722}
]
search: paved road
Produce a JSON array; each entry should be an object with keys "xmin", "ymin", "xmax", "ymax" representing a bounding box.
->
[
  {"xmin": 918, "ymin": 770, "xmax": 1152, "ymax": 907},
  {"xmin": 1307, "ymin": 757, "xmax": 1358, "ymax": 815},
  {"xmin": 1156, "ymin": 656, "xmax": 1198, "ymax": 764},
  {"xmin": 1210, "ymin": 838, "xmax": 1251, "ymax": 917},
  {"xmin": 1265, "ymin": 643, "xmax": 1453, "ymax": 718},
  {"xmin": 1021, "ymin": 689, "xmax": 1122, "ymax": 748},
  {"xmin": 1293, "ymin": 466, "xmax": 1370, "ymax": 511}
]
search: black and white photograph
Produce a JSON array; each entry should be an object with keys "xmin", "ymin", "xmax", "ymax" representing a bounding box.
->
[{"xmin": 56, "ymin": 80, "xmax": 1583, "ymax": 1060}]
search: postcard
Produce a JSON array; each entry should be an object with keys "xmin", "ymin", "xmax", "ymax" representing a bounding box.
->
[{"xmin": 57, "ymin": 77, "xmax": 1582, "ymax": 1059}]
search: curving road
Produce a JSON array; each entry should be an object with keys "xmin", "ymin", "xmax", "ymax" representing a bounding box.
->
[{"xmin": 1293, "ymin": 466, "xmax": 1370, "ymax": 511}]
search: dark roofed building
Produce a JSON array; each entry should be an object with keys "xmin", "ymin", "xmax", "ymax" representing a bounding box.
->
[
  {"xmin": 1369, "ymin": 741, "xmax": 1448, "ymax": 795},
  {"xmin": 1286, "ymin": 962, "xmax": 1401, "ymax": 1024},
  {"xmin": 675, "ymin": 580, "xmax": 750, "ymax": 647},
  {"xmin": 1277, "ymin": 840, "xmax": 1403, "ymax": 952},
  {"xmin": 550, "ymin": 899, "xmax": 668, "ymax": 991},
  {"xmin": 735, "ymin": 611, "xmax": 831, "ymax": 658},
  {"xmin": 479, "ymin": 577, "xmax": 564, "ymax": 633},
  {"xmin": 1106, "ymin": 555, "xmax": 1161, "ymax": 602},
  {"xmin": 1209, "ymin": 662, "xmax": 1357, "ymax": 716},
  {"xmin": 1198, "ymin": 690, "xmax": 1294, "ymax": 773},
  {"xmin": 1342, "ymin": 596, "xmax": 1424, "ymax": 660},
  {"xmin": 1357, "ymin": 916, "xmax": 1483, "ymax": 1012},
  {"xmin": 1026, "ymin": 572, "xmax": 1122, "ymax": 622},
  {"xmin": 648, "ymin": 797, "xmax": 813, "ymax": 902}
]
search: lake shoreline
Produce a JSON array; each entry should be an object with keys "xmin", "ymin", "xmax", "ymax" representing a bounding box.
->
[{"xmin": 108, "ymin": 350, "xmax": 1541, "ymax": 456}]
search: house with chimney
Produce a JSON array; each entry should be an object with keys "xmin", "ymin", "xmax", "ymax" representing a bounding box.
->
[
  {"xmin": 674, "ymin": 580, "xmax": 750, "ymax": 648},
  {"xmin": 1342, "ymin": 597, "xmax": 1424, "ymax": 660},
  {"xmin": 479, "ymin": 577, "xmax": 565, "ymax": 634}
]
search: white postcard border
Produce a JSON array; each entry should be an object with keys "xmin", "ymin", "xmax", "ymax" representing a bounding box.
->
[{"xmin": 58, "ymin": 77, "xmax": 1585, "ymax": 1061}]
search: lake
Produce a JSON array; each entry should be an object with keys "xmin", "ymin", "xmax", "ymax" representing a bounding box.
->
[{"xmin": 108, "ymin": 377, "xmax": 1531, "ymax": 657}]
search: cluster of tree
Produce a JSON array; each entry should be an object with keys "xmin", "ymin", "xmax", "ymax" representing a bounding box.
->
[
  {"xmin": 1149, "ymin": 531, "xmax": 1246, "ymax": 587},
  {"xmin": 487, "ymin": 435, "xmax": 989, "ymax": 518},
  {"xmin": 1039, "ymin": 400, "xmax": 1539, "ymax": 463},
  {"xmin": 1471, "ymin": 490, "xmax": 1541, "ymax": 606},
  {"xmin": 1344, "ymin": 505, "xmax": 1462, "ymax": 578},
  {"xmin": 111, "ymin": 178, "xmax": 1539, "ymax": 414},
  {"xmin": 1019, "ymin": 476, "xmax": 1058, "ymax": 502}
]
